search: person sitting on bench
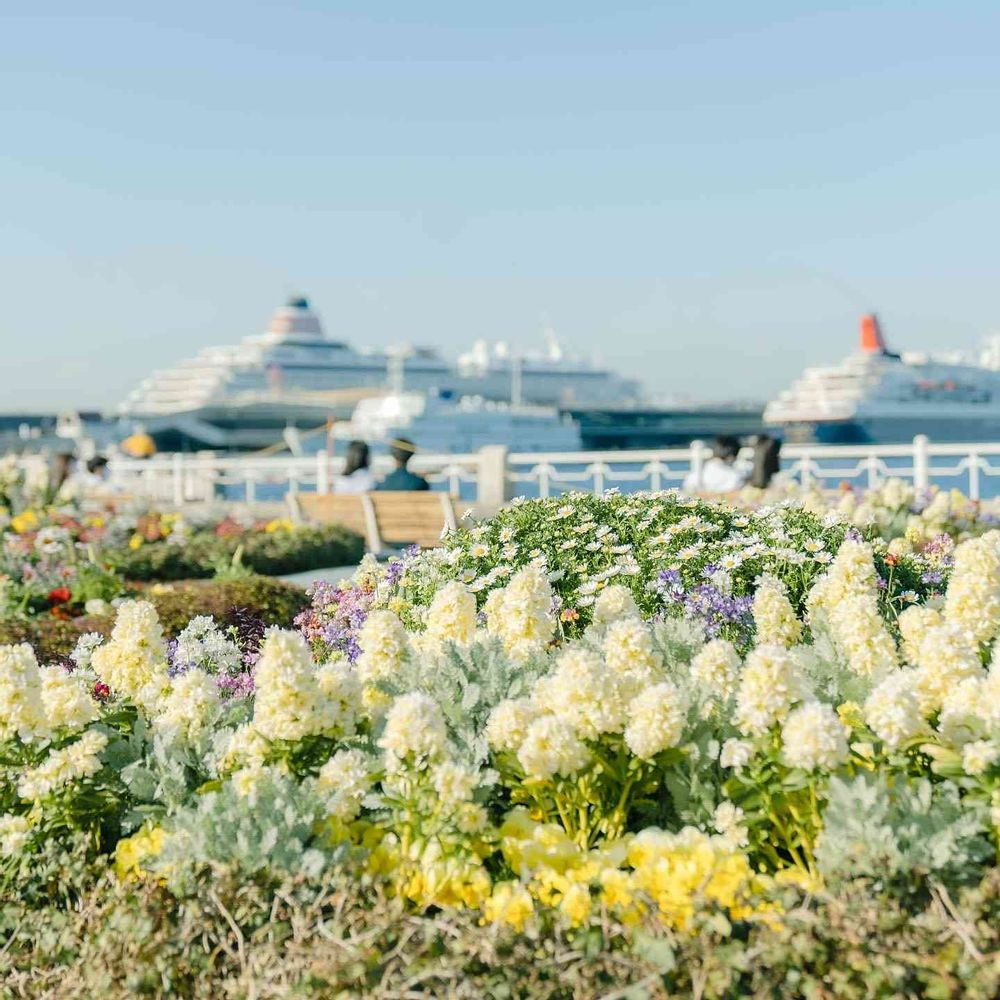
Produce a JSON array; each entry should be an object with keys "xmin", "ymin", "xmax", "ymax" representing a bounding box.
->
[{"xmin": 375, "ymin": 437, "xmax": 430, "ymax": 492}]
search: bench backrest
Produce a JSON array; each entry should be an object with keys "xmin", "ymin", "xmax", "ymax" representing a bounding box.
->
[
  {"xmin": 289, "ymin": 490, "xmax": 457, "ymax": 552},
  {"xmin": 368, "ymin": 491, "xmax": 457, "ymax": 549}
]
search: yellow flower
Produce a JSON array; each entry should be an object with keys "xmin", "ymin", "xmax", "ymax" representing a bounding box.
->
[
  {"xmin": 114, "ymin": 826, "xmax": 165, "ymax": 881},
  {"xmin": 128, "ymin": 533, "xmax": 144, "ymax": 550},
  {"xmin": 559, "ymin": 882, "xmax": 592, "ymax": 926},
  {"xmin": 265, "ymin": 518, "xmax": 294, "ymax": 533},
  {"xmin": 483, "ymin": 881, "xmax": 535, "ymax": 931},
  {"xmin": 836, "ymin": 701, "xmax": 864, "ymax": 731},
  {"xmin": 11, "ymin": 510, "xmax": 38, "ymax": 533},
  {"xmin": 599, "ymin": 868, "xmax": 635, "ymax": 910}
]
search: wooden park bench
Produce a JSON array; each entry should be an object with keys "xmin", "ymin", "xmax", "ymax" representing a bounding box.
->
[{"xmin": 288, "ymin": 490, "xmax": 458, "ymax": 553}]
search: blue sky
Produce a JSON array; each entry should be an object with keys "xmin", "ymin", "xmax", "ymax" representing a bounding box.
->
[{"xmin": 2, "ymin": 1, "xmax": 999, "ymax": 409}]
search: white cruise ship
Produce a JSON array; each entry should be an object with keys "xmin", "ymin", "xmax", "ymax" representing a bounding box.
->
[
  {"xmin": 328, "ymin": 391, "xmax": 581, "ymax": 455},
  {"xmin": 764, "ymin": 314, "xmax": 1000, "ymax": 444},
  {"xmin": 119, "ymin": 297, "xmax": 640, "ymax": 451}
]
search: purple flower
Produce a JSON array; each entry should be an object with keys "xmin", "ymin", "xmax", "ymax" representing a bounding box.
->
[
  {"xmin": 216, "ymin": 672, "xmax": 255, "ymax": 700},
  {"xmin": 656, "ymin": 569, "xmax": 685, "ymax": 602},
  {"xmin": 681, "ymin": 583, "xmax": 753, "ymax": 638},
  {"xmin": 384, "ymin": 558, "xmax": 406, "ymax": 587},
  {"xmin": 296, "ymin": 579, "xmax": 376, "ymax": 663}
]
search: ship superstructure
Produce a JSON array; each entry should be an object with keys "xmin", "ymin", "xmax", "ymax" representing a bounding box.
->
[{"xmin": 765, "ymin": 314, "xmax": 1000, "ymax": 443}]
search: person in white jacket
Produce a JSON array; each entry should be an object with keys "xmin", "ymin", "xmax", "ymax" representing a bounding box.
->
[
  {"xmin": 333, "ymin": 440, "xmax": 376, "ymax": 494},
  {"xmin": 683, "ymin": 436, "xmax": 749, "ymax": 494}
]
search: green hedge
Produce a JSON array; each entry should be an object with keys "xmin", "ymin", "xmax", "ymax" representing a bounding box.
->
[
  {"xmin": 1, "ymin": 864, "xmax": 997, "ymax": 999},
  {"xmin": 0, "ymin": 576, "xmax": 310, "ymax": 661},
  {"xmin": 106, "ymin": 525, "xmax": 364, "ymax": 581}
]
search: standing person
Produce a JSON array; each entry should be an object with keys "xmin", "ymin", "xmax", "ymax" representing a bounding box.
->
[
  {"xmin": 73, "ymin": 454, "xmax": 121, "ymax": 502},
  {"xmin": 45, "ymin": 451, "xmax": 77, "ymax": 503},
  {"xmin": 751, "ymin": 435, "xmax": 782, "ymax": 489},
  {"xmin": 375, "ymin": 437, "xmax": 429, "ymax": 492},
  {"xmin": 333, "ymin": 440, "xmax": 375, "ymax": 494},
  {"xmin": 683, "ymin": 436, "xmax": 748, "ymax": 494}
]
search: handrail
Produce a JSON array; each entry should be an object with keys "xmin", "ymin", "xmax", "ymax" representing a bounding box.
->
[{"xmin": 14, "ymin": 435, "xmax": 1000, "ymax": 507}]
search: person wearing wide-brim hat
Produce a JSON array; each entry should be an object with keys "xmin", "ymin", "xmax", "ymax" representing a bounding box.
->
[{"xmin": 375, "ymin": 437, "xmax": 429, "ymax": 492}]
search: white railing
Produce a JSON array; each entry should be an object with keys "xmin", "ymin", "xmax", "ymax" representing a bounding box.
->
[
  {"xmin": 16, "ymin": 435, "xmax": 1000, "ymax": 508},
  {"xmin": 101, "ymin": 451, "xmax": 483, "ymax": 506},
  {"xmin": 507, "ymin": 437, "xmax": 1000, "ymax": 500}
]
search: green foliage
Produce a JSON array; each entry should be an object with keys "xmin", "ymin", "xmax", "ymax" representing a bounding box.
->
[
  {"xmin": 106, "ymin": 524, "xmax": 364, "ymax": 581},
  {"xmin": 2, "ymin": 868, "xmax": 998, "ymax": 999},
  {"xmin": 153, "ymin": 769, "xmax": 341, "ymax": 894},
  {"xmin": 378, "ymin": 636, "xmax": 551, "ymax": 764},
  {"xmin": 395, "ymin": 492, "xmax": 929, "ymax": 633},
  {"xmin": 816, "ymin": 773, "xmax": 993, "ymax": 892},
  {"xmin": 0, "ymin": 575, "xmax": 310, "ymax": 660}
]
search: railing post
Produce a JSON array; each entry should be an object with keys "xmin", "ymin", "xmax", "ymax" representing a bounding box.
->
[
  {"xmin": 171, "ymin": 453, "xmax": 185, "ymax": 507},
  {"xmin": 912, "ymin": 435, "xmax": 929, "ymax": 493},
  {"xmin": 316, "ymin": 450, "xmax": 331, "ymax": 495},
  {"xmin": 689, "ymin": 439, "xmax": 704, "ymax": 489},
  {"xmin": 969, "ymin": 453, "xmax": 981, "ymax": 500},
  {"xmin": 800, "ymin": 449, "xmax": 812, "ymax": 487},
  {"xmin": 477, "ymin": 445, "xmax": 510, "ymax": 512}
]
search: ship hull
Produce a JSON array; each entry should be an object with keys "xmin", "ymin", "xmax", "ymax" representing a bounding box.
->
[{"xmin": 772, "ymin": 416, "xmax": 1000, "ymax": 445}]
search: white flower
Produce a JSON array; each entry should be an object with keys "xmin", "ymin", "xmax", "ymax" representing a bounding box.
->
[
  {"xmin": 486, "ymin": 697, "xmax": 539, "ymax": 752},
  {"xmin": 962, "ymin": 740, "xmax": 999, "ymax": 777},
  {"xmin": 517, "ymin": 715, "xmax": 590, "ymax": 779},
  {"xmin": 533, "ymin": 648, "xmax": 627, "ymax": 739},
  {"xmin": 735, "ymin": 644, "xmax": 808, "ymax": 735},
  {"xmin": 356, "ymin": 611, "xmax": 408, "ymax": 684},
  {"xmin": 17, "ymin": 730, "xmax": 108, "ymax": 800},
  {"xmin": 484, "ymin": 566, "xmax": 555, "ymax": 660},
  {"xmin": 316, "ymin": 749, "xmax": 373, "ymax": 821},
  {"xmin": 378, "ymin": 692, "xmax": 448, "ymax": 766},
  {"xmin": 944, "ymin": 536, "xmax": 1000, "ymax": 646},
  {"xmin": 430, "ymin": 761, "xmax": 480, "ymax": 804},
  {"xmin": 780, "ymin": 701, "xmax": 848, "ymax": 771},
  {"xmin": 154, "ymin": 668, "xmax": 220, "ymax": 744},
  {"xmin": 90, "ymin": 600, "xmax": 170, "ymax": 711},
  {"xmin": 712, "ymin": 801, "xmax": 749, "ymax": 848},
  {"xmin": 0, "ymin": 643, "xmax": 49, "ymax": 743},
  {"xmin": 690, "ymin": 639, "xmax": 742, "ymax": 700},
  {"xmin": 0, "ymin": 814, "xmax": 32, "ymax": 854},
  {"xmin": 751, "ymin": 574, "xmax": 802, "ymax": 648},
  {"xmin": 69, "ymin": 632, "xmax": 104, "ymax": 672},
  {"xmin": 423, "ymin": 581, "xmax": 477, "ymax": 649},
  {"xmin": 602, "ymin": 617, "xmax": 663, "ymax": 696},
  {"xmin": 39, "ymin": 665, "xmax": 99, "ymax": 732},
  {"xmin": 864, "ymin": 669, "xmax": 925, "ymax": 749},
  {"xmin": 623, "ymin": 682, "xmax": 686, "ymax": 759},
  {"xmin": 253, "ymin": 629, "xmax": 353, "ymax": 742},
  {"xmin": 591, "ymin": 584, "xmax": 639, "ymax": 626},
  {"xmin": 719, "ymin": 738, "xmax": 754, "ymax": 770}
]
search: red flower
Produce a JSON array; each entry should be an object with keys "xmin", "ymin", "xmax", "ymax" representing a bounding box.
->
[
  {"xmin": 93, "ymin": 682, "xmax": 111, "ymax": 701},
  {"xmin": 48, "ymin": 587, "xmax": 72, "ymax": 605}
]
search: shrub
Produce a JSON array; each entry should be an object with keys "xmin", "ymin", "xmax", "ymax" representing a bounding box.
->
[
  {"xmin": 106, "ymin": 524, "xmax": 364, "ymax": 581},
  {"xmin": 0, "ymin": 576, "xmax": 309, "ymax": 660},
  {"xmin": 2, "ymin": 867, "xmax": 998, "ymax": 999}
]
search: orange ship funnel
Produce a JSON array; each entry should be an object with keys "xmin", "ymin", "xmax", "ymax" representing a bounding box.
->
[{"xmin": 859, "ymin": 313, "xmax": 889, "ymax": 354}]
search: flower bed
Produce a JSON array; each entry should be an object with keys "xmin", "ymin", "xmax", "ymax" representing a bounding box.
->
[
  {"xmin": 1, "ymin": 501, "xmax": 361, "ymax": 630},
  {"xmin": 104, "ymin": 517, "xmax": 364, "ymax": 581},
  {"xmin": 2, "ymin": 484, "xmax": 1000, "ymax": 992},
  {"xmin": 0, "ymin": 576, "xmax": 309, "ymax": 662}
]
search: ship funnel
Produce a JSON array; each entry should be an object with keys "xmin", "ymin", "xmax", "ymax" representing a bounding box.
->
[{"xmin": 859, "ymin": 313, "xmax": 889, "ymax": 355}]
